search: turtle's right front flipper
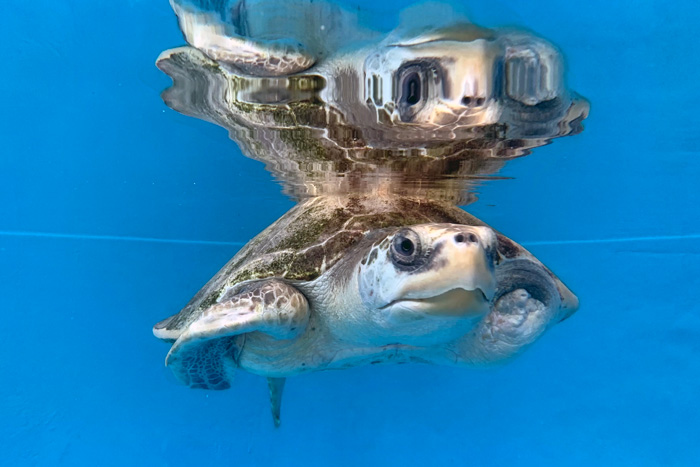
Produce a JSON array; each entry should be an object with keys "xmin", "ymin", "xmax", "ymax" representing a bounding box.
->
[{"xmin": 160, "ymin": 280, "xmax": 309, "ymax": 390}]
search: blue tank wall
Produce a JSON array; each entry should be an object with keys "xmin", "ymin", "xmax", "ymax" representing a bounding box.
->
[{"xmin": 1, "ymin": 1, "xmax": 699, "ymax": 465}]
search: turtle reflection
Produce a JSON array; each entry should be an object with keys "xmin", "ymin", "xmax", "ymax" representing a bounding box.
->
[
  {"xmin": 154, "ymin": 7, "xmax": 588, "ymax": 427},
  {"xmin": 158, "ymin": 46, "xmax": 588, "ymax": 202}
]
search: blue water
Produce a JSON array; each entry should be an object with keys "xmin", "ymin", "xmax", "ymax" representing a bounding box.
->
[{"xmin": 2, "ymin": 1, "xmax": 699, "ymax": 465}]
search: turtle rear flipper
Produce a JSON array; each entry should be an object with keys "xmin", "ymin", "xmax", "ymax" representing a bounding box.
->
[
  {"xmin": 267, "ymin": 377, "xmax": 286, "ymax": 427},
  {"xmin": 164, "ymin": 280, "xmax": 310, "ymax": 392},
  {"xmin": 172, "ymin": 2, "xmax": 316, "ymax": 76}
]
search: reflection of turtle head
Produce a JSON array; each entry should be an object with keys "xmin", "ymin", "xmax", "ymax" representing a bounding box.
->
[
  {"xmin": 160, "ymin": 2, "xmax": 589, "ymax": 202},
  {"xmin": 157, "ymin": 44, "xmax": 588, "ymax": 202},
  {"xmin": 364, "ymin": 26, "xmax": 565, "ymax": 126}
]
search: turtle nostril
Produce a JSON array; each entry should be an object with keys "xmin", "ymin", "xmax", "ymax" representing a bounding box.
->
[
  {"xmin": 454, "ymin": 233, "xmax": 465, "ymax": 243},
  {"xmin": 461, "ymin": 96, "xmax": 472, "ymax": 106},
  {"xmin": 467, "ymin": 233, "xmax": 478, "ymax": 243}
]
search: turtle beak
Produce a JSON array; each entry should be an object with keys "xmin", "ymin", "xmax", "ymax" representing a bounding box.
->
[
  {"xmin": 385, "ymin": 226, "xmax": 498, "ymax": 316},
  {"xmin": 399, "ymin": 226, "xmax": 497, "ymax": 300}
]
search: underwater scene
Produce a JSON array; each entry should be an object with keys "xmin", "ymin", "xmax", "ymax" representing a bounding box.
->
[{"xmin": 2, "ymin": 0, "xmax": 699, "ymax": 465}]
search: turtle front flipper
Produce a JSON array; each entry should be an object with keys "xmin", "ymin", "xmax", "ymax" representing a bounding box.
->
[
  {"xmin": 171, "ymin": 2, "xmax": 316, "ymax": 76},
  {"xmin": 164, "ymin": 280, "xmax": 310, "ymax": 390},
  {"xmin": 453, "ymin": 257, "xmax": 579, "ymax": 364}
]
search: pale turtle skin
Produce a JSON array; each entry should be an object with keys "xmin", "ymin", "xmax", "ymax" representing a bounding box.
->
[
  {"xmin": 169, "ymin": 0, "xmax": 576, "ymax": 127},
  {"xmin": 153, "ymin": 195, "xmax": 578, "ymax": 426}
]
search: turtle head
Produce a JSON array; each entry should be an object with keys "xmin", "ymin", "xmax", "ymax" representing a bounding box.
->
[
  {"xmin": 364, "ymin": 25, "xmax": 564, "ymax": 125},
  {"xmin": 357, "ymin": 224, "xmax": 498, "ymax": 340}
]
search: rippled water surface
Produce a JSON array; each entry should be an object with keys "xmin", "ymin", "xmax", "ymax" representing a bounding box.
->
[{"xmin": 2, "ymin": 1, "xmax": 699, "ymax": 465}]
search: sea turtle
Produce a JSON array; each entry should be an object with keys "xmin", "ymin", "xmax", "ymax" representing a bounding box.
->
[
  {"xmin": 168, "ymin": 0, "xmax": 576, "ymax": 127},
  {"xmin": 153, "ymin": 195, "xmax": 578, "ymax": 426}
]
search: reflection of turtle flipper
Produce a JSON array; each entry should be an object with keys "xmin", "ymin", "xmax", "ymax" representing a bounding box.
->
[
  {"xmin": 172, "ymin": 2, "xmax": 316, "ymax": 76},
  {"xmin": 155, "ymin": 280, "xmax": 309, "ymax": 393}
]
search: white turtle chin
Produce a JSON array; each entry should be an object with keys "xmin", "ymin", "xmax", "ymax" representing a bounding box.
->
[{"xmin": 384, "ymin": 288, "xmax": 490, "ymax": 319}]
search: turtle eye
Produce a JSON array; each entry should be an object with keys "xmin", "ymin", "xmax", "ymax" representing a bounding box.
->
[
  {"xmin": 391, "ymin": 229, "xmax": 422, "ymax": 267},
  {"xmin": 400, "ymin": 238, "xmax": 415, "ymax": 254}
]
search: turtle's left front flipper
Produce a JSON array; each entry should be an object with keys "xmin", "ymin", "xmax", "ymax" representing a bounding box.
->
[
  {"xmin": 452, "ymin": 254, "xmax": 578, "ymax": 365},
  {"xmin": 161, "ymin": 279, "xmax": 309, "ymax": 390}
]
